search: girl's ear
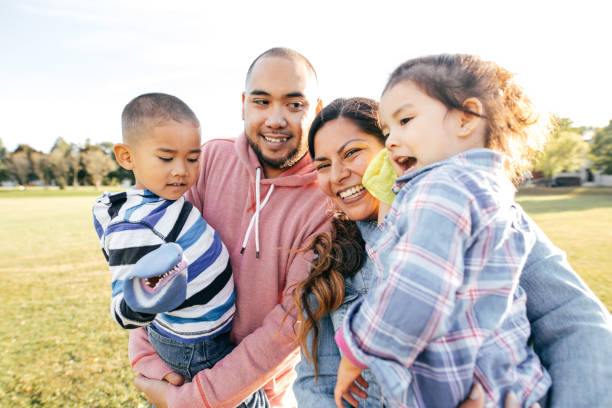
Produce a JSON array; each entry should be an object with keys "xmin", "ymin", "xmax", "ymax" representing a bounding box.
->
[
  {"xmin": 458, "ymin": 98, "xmax": 484, "ymax": 138},
  {"xmin": 113, "ymin": 143, "xmax": 135, "ymax": 170}
]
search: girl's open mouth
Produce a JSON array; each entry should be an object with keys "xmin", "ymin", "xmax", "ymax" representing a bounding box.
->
[{"xmin": 394, "ymin": 156, "xmax": 418, "ymax": 174}]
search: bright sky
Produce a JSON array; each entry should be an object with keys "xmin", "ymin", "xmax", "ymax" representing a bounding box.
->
[{"xmin": 1, "ymin": 0, "xmax": 610, "ymax": 153}]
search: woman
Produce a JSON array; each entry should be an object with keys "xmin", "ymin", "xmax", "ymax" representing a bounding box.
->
[{"xmin": 293, "ymin": 97, "xmax": 612, "ymax": 407}]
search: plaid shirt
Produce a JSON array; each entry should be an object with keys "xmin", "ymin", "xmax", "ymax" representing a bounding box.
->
[{"xmin": 338, "ymin": 149, "xmax": 551, "ymax": 407}]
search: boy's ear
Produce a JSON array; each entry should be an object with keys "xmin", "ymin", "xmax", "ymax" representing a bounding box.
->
[
  {"xmin": 458, "ymin": 98, "xmax": 484, "ymax": 138},
  {"xmin": 113, "ymin": 143, "xmax": 135, "ymax": 170}
]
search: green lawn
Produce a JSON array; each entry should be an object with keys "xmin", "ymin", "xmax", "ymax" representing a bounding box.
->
[{"xmin": 0, "ymin": 186, "xmax": 610, "ymax": 407}]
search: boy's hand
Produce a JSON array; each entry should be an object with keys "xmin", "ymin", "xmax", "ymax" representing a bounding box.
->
[
  {"xmin": 334, "ymin": 355, "xmax": 364, "ymax": 407},
  {"xmin": 163, "ymin": 372, "xmax": 185, "ymax": 386}
]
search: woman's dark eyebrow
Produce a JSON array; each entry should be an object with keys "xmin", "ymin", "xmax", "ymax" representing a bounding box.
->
[{"xmin": 337, "ymin": 138, "xmax": 366, "ymax": 154}]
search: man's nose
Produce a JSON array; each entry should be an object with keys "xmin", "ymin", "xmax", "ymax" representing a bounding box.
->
[{"xmin": 265, "ymin": 105, "xmax": 287, "ymax": 128}]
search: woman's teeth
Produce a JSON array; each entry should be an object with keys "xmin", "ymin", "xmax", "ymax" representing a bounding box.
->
[{"xmin": 339, "ymin": 185, "xmax": 365, "ymax": 199}]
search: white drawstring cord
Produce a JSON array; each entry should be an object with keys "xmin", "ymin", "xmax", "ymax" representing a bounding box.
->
[
  {"xmin": 255, "ymin": 167, "xmax": 261, "ymax": 258},
  {"xmin": 240, "ymin": 167, "xmax": 274, "ymax": 258}
]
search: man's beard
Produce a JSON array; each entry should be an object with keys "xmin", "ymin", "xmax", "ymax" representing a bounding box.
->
[{"xmin": 247, "ymin": 139, "xmax": 307, "ymax": 171}]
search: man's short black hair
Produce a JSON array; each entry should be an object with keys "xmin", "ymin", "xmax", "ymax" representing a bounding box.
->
[
  {"xmin": 121, "ymin": 93, "xmax": 200, "ymax": 143},
  {"xmin": 245, "ymin": 47, "xmax": 318, "ymax": 88}
]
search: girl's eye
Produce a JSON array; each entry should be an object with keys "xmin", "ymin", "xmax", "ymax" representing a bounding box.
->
[
  {"xmin": 158, "ymin": 157, "xmax": 172, "ymax": 162},
  {"xmin": 315, "ymin": 163, "xmax": 329, "ymax": 171},
  {"xmin": 187, "ymin": 158, "xmax": 199, "ymax": 163},
  {"xmin": 400, "ymin": 117, "xmax": 413, "ymax": 125}
]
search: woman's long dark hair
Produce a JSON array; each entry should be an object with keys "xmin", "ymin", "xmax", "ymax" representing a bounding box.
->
[{"xmin": 294, "ymin": 97, "xmax": 385, "ymax": 377}]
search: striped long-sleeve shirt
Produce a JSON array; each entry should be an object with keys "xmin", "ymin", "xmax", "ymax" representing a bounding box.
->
[
  {"xmin": 93, "ymin": 189, "xmax": 235, "ymax": 343},
  {"xmin": 337, "ymin": 149, "xmax": 551, "ymax": 408}
]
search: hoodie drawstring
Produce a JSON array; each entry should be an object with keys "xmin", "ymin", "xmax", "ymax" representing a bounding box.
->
[{"xmin": 241, "ymin": 167, "xmax": 274, "ymax": 258}]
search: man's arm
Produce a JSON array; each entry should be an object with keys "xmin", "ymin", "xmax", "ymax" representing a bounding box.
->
[
  {"xmin": 129, "ymin": 326, "xmax": 176, "ymax": 381},
  {"xmin": 162, "ymin": 245, "xmax": 314, "ymax": 408},
  {"xmin": 521, "ymin": 216, "xmax": 612, "ymax": 407}
]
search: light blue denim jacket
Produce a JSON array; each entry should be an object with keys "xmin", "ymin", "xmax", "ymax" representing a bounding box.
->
[{"xmin": 294, "ymin": 218, "xmax": 612, "ymax": 407}]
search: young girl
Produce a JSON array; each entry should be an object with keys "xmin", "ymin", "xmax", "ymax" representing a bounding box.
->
[{"xmin": 334, "ymin": 54, "xmax": 552, "ymax": 407}]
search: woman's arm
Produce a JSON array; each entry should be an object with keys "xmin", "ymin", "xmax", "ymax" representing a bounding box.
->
[
  {"xmin": 294, "ymin": 313, "xmax": 345, "ymax": 408},
  {"xmin": 521, "ymin": 216, "xmax": 612, "ymax": 407}
]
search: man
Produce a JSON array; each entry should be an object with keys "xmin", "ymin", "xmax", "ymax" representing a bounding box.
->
[{"xmin": 129, "ymin": 48, "xmax": 329, "ymax": 408}]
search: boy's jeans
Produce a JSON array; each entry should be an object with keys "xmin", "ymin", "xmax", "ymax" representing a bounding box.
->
[{"xmin": 147, "ymin": 324, "xmax": 269, "ymax": 408}]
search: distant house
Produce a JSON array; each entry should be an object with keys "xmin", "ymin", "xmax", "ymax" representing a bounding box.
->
[{"xmin": 548, "ymin": 130, "xmax": 612, "ymax": 187}]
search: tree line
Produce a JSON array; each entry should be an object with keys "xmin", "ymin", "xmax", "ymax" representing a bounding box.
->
[
  {"xmin": 0, "ymin": 138, "xmax": 134, "ymax": 189},
  {"xmin": 1, "ymin": 117, "xmax": 611, "ymax": 189}
]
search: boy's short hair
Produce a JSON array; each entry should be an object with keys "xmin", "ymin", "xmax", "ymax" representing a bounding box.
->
[{"xmin": 121, "ymin": 93, "xmax": 200, "ymax": 143}]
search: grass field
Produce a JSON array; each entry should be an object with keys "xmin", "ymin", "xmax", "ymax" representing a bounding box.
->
[{"xmin": 0, "ymin": 186, "xmax": 610, "ymax": 407}]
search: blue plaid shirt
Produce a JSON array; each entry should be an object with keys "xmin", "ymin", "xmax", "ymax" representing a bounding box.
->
[{"xmin": 338, "ymin": 149, "xmax": 551, "ymax": 407}]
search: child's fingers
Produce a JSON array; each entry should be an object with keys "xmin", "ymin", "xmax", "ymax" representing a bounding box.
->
[
  {"xmin": 355, "ymin": 374, "xmax": 369, "ymax": 389},
  {"xmin": 348, "ymin": 380, "xmax": 367, "ymax": 400},
  {"xmin": 336, "ymin": 389, "xmax": 359, "ymax": 407}
]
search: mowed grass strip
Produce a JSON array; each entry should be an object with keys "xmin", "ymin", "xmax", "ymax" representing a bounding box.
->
[
  {"xmin": 0, "ymin": 187, "xmax": 610, "ymax": 406},
  {"xmin": 0, "ymin": 193, "xmax": 146, "ymax": 407},
  {"xmin": 516, "ymin": 187, "xmax": 612, "ymax": 308}
]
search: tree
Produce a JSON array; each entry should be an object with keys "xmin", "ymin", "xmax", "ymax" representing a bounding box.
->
[
  {"xmin": 81, "ymin": 148, "xmax": 117, "ymax": 189},
  {"xmin": 48, "ymin": 148, "xmax": 70, "ymax": 188},
  {"xmin": 5, "ymin": 151, "xmax": 31, "ymax": 185},
  {"xmin": 51, "ymin": 137, "xmax": 71, "ymax": 154},
  {"xmin": 0, "ymin": 138, "xmax": 7, "ymax": 183},
  {"xmin": 534, "ymin": 130, "xmax": 590, "ymax": 185},
  {"xmin": 67, "ymin": 147, "xmax": 81, "ymax": 187},
  {"xmin": 590, "ymin": 120, "xmax": 612, "ymax": 174},
  {"xmin": 30, "ymin": 151, "xmax": 51, "ymax": 185}
]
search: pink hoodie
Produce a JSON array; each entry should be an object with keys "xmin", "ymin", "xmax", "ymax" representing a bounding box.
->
[{"xmin": 128, "ymin": 133, "xmax": 331, "ymax": 408}]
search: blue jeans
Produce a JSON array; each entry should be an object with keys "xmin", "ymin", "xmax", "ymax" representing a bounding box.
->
[{"xmin": 147, "ymin": 325, "xmax": 269, "ymax": 408}]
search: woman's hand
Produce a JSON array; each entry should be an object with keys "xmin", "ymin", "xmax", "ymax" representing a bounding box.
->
[
  {"xmin": 334, "ymin": 355, "xmax": 365, "ymax": 407},
  {"xmin": 458, "ymin": 383, "xmax": 542, "ymax": 408},
  {"xmin": 134, "ymin": 374, "xmax": 172, "ymax": 408}
]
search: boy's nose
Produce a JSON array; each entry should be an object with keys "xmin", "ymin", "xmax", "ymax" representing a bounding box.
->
[{"xmin": 171, "ymin": 163, "xmax": 187, "ymax": 176}]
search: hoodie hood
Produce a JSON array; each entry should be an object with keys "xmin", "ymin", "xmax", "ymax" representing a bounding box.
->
[{"xmin": 234, "ymin": 132, "xmax": 317, "ymax": 187}]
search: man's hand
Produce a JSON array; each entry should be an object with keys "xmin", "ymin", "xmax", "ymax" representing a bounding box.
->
[
  {"xmin": 334, "ymin": 355, "xmax": 365, "ymax": 408},
  {"xmin": 163, "ymin": 372, "xmax": 185, "ymax": 386},
  {"xmin": 458, "ymin": 383, "xmax": 542, "ymax": 408},
  {"xmin": 134, "ymin": 374, "xmax": 170, "ymax": 408}
]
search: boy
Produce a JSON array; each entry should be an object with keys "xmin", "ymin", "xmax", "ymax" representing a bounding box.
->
[{"xmin": 93, "ymin": 93, "xmax": 268, "ymax": 407}]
